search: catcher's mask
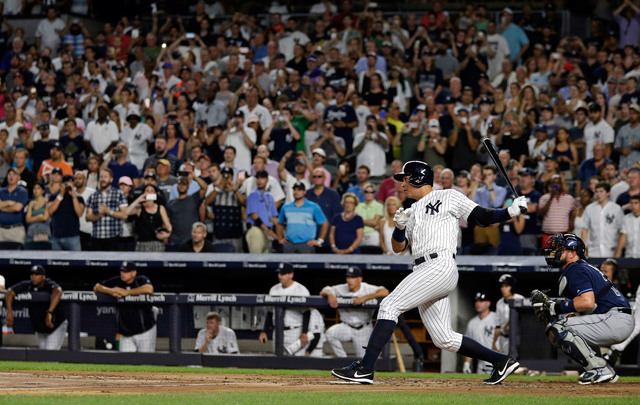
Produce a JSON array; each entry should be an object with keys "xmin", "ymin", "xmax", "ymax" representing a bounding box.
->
[{"xmin": 544, "ymin": 233, "xmax": 586, "ymax": 267}]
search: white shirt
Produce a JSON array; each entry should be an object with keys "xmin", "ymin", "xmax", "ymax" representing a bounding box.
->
[
  {"xmin": 268, "ymin": 281, "xmax": 310, "ymax": 328},
  {"xmin": 486, "ymin": 34, "xmax": 510, "ymax": 81},
  {"xmin": 32, "ymin": 125, "xmax": 60, "ymax": 141},
  {"xmin": 309, "ymin": 2, "xmax": 337, "ymax": 14},
  {"xmin": 354, "ymin": 105, "xmax": 371, "ymax": 136},
  {"xmin": 238, "ymin": 104, "xmax": 273, "ymax": 131},
  {"xmin": 195, "ymin": 325, "xmax": 239, "ymax": 354},
  {"xmin": 224, "ymin": 126, "xmax": 256, "ymax": 173},
  {"xmin": 582, "ymin": 200, "xmax": 624, "ymax": 257},
  {"xmin": 281, "ymin": 171, "xmax": 311, "ymax": 203},
  {"xmin": 610, "ymin": 181, "xmax": 630, "ymax": 202},
  {"xmin": 353, "ymin": 130, "xmax": 389, "ymax": 177},
  {"xmin": 35, "ymin": 18, "xmax": 65, "ymax": 55},
  {"xmin": 77, "ymin": 186, "xmax": 95, "ymax": 235},
  {"xmin": 621, "ymin": 212, "xmax": 640, "ymax": 258},
  {"xmin": 278, "ymin": 31, "xmax": 310, "ymax": 61},
  {"xmin": 583, "ymin": 119, "xmax": 614, "ymax": 160},
  {"xmin": 84, "ymin": 119, "xmax": 120, "ymax": 156},
  {"xmin": 121, "ymin": 123, "xmax": 154, "ymax": 171},
  {"xmin": 465, "ymin": 311, "xmax": 498, "ymax": 373},
  {"xmin": 57, "ymin": 117, "xmax": 86, "ymax": 132},
  {"xmin": 323, "ymin": 282, "xmax": 383, "ymax": 326},
  {"xmin": 0, "ymin": 121, "xmax": 22, "ymax": 146},
  {"xmin": 113, "ymin": 103, "xmax": 140, "ymax": 125},
  {"xmin": 405, "ymin": 189, "xmax": 478, "ymax": 259},
  {"xmin": 240, "ymin": 175, "xmax": 285, "ymax": 203}
]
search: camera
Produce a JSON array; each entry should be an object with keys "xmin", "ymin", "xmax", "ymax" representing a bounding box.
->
[
  {"xmin": 367, "ymin": 125, "xmax": 374, "ymax": 131},
  {"xmin": 222, "ymin": 172, "xmax": 231, "ymax": 179},
  {"xmin": 178, "ymin": 170, "xmax": 190, "ymax": 177},
  {"xmin": 198, "ymin": 120, "xmax": 207, "ymax": 127},
  {"xmin": 113, "ymin": 148, "xmax": 123, "ymax": 154},
  {"xmin": 65, "ymin": 183, "xmax": 73, "ymax": 191}
]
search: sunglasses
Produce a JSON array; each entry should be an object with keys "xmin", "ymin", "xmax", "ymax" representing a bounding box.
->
[
  {"xmin": 313, "ymin": 175, "xmax": 324, "ymax": 178},
  {"xmin": 364, "ymin": 190, "xmax": 375, "ymax": 194}
]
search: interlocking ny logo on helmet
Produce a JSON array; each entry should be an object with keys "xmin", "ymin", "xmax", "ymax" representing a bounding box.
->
[{"xmin": 393, "ymin": 161, "xmax": 434, "ymax": 187}]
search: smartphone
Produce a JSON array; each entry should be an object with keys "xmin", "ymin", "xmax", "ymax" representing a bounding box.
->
[
  {"xmin": 161, "ymin": 43, "xmax": 167, "ymax": 49},
  {"xmin": 237, "ymin": 171, "xmax": 246, "ymax": 182},
  {"xmin": 380, "ymin": 110, "xmax": 386, "ymax": 119},
  {"xmin": 185, "ymin": 33, "xmax": 195, "ymax": 39},
  {"xmin": 178, "ymin": 170, "xmax": 190, "ymax": 177},
  {"xmin": 146, "ymin": 193, "xmax": 157, "ymax": 201},
  {"xmin": 144, "ymin": 98, "xmax": 151, "ymax": 109}
]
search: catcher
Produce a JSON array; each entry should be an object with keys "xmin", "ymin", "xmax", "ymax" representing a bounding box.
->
[{"xmin": 531, "ymin": 233, "xmax": 634, "ymax": 385}]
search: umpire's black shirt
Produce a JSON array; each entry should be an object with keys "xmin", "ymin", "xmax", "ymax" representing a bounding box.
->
[
  {"xmin": 100, "ymin": 275, "xmax": 156, "ymax": 336},
  {"xmin": 10, "ymin": 279, "xmax": 66, "ymax": 333}
]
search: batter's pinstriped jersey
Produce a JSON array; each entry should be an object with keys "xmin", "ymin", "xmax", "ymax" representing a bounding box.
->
[{"xmin": 405, "ymin": 190, "xmax": 478, "ymax": 259}]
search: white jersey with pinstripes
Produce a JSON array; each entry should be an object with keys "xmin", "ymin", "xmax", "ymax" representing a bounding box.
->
[
  {"xmin": 323, "ymin": 282, "xmax": 383, "ymax": 326},
  {"xmin": 405, "ymin": 189, "xmax": 478, "ymax": 259},
  {"xmin": 268, "ymin": 281, "xmax": 310, "ymax": 327}
]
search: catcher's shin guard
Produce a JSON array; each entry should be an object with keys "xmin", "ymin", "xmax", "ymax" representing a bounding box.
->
[{"xmin": 546, "ymin": 321, "xmax": 606, "ymax": 370}]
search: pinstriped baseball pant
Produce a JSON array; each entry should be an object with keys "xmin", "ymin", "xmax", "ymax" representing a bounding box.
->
[{"xmin": 377, "ymin": 255, "xmax": 463, "ymax": 352}]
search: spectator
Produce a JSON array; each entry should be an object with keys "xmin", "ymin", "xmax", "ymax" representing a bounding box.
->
[
  {"xmin": 166, "ymin": 172, "xmax": 207, "ymax": 250},
  {"xmin": 180, "ymin": 222, "xmax": 216, "ymax": 253},
  {"xmin": 25, "ymin": 181, "xmax": 51, "ymax": 250},
  {"xmin": 379, "ymin": 196, "xmax": 408, "ymax": 256},
  {"xmin": 448, "ymin": 107, "xmax": 480, "ymax": 172},
  {"xmin": 4, "ymin": 149, "xmax": 36, "ymax": 198},
  {"xmin": 37, "ymin": 141, "xmax": 73, "ymax": 178},
  {"xmin": 240, "ymin": 156, "xmax": 285, "ymax": 208},
  {"xmin": 74, "ymin": 170, "xmax": 94, "ymax": 251},
  {"xmin": 306, "ymin": 148, "xmax": 331, "ymax": 187},
  {"xmin": 614, "ymin": 103, "xmax": 640, "ymax": 172},
  {"xmin": 85, "ymin": 168, "xmax": 129, "ymax": 251},
  {"xmin": 584, "ymin": 103, "xmax": 614, "ymax": 160},
  {"xmin": 499, "ymin": 8, "xmax": 529, "ymax": 64},
  {"xmin": 582, "ymin": 182, "xmax": 624, "ymax": 257},
  {"xmin": 396, "ymin": 114, "xmax": 424, "ymax": 163},
  {"xmin": 261, "ymin": 107, "xmax": 301, "ymax": 162},
  {"xmin": 376, "ymin": 160, "xmax": 402, "ymax": 203},
  {"xmin": 354, "ymin": 183, "xmax": 383, "ymax": 249},
  {"xmin": 332, "ymin": 158, "xmax": 358, "ymax": 197},
  {"xmin": 204, "ymin": 166, "xmax": 245, "ymax": 253},
  {"xmin": 497, "ymin": 197, "xmax": 525, "ymax": 255},
  {"xmin": 419, "ymin": 118, "xmax": 447, "ymax": 168},
  {"xmin": 238, "ymin": 87, "xmax": 273, "ymax": 132},
  {"xmin": 195, "ymin": 86, "xmax": 228, "ymax": 128},
  {"xmin": 305, "ymin": 167, "xmax": 342, "ymax": 248},
  {"xmin": 219, "ymin": 146, "xmax": 241, "ymax": 181},
  {"xmin": 463, "ymin": 292, "xmax": 496, "ymax": 374},
  {"xmin": 245, "ymin": 169, "xmax": 279, "ymax": 253},
  {"xmin": 615, "ymin": 195, "xmax": 640, "ymax": 257},
  {"xmin": 0, "ymin": 168, "xmax": 27, "ymax": 245},
  {"xmin": 277, "ymin": 181, "xmax": 328, "ymax": 253},
  {"xmin": 59, "ymin": 119, "xmax": 86, "ymax": 169},
  {"xmin": 472, "ymin": 165, "xmax": 507, "ymax": 248},
  {"xmin": 515, "ymin": 168, "xmax": 541, "ymax": 254},
  {"xmin": 486, "ymin": 21, "xmax": 510, "ymax": 81},
  {"xmin": 84, "ymin": 156, "xmax": 101, "ymax": 190},
  {"xmin": 0, "ymin": 102, "xmax": 21, "ymax": 146},
  {"xmin": 121, "ymin": 114, "xmax": 153, "ymax": 172},
  {"xmin": 143, "ymin": 136, "xmax": 180, "ymax": 176},
  {"xmin": 101, "ymin": 142, "xmax": 140, "ymax": 188},
  {"xmin": 84, "ymin": 104, "xmax": 120, "ymax": 158},
  {"xmin": 278, "ymin": 150, "xmax": 311, "ymax": 203},
  {"xmin": 323, "ymin": 89, "xmax": 358, "ymax": 154},
  {"xmin": 552, "ymin": 127, "xmax": 579, "ymax": 179},
  {"xmin": 169, "ymin": 162, "xmax": 202, "ymax": 200},
  {"xmin": 577, "ymin": 143, "xmax": 612, "ymax": 195},
  {"xmin": 613, "ymin": 0, "xmax": 640, "ymax": 49},
  {"xmin": 126, "ymin": 184, "xmax": 172, "ymax": 252},
  {"xmin": 346, "ymin": 165, "xmax": 372, "ymax": 202},
  {"xmin": 35, "ymin": 7, "xmax": 65, "ymax": 56},
  {"xmin": 539, "ymin": 175, "xmax": 576, "ymax": 246},
  {"xmin": 94, "ymin": 262, "xmax": 156, "ymax": 353},
  {"xmin": 4, "ymin": 265, "xmax": 66, "ymax": 350},
  {"xmin": 219, "ymin": 110, "xmax": 256, "ymax": 173},
  {"xmin": 156, "ymin": 159, "xmax": 178, "ymax": 201},
  {"xmin": 571, "ymin": 188, "xmax": 594, "ymax": 239},
  {"xmin": 616, "ymin": 168, "xmax": 640, "ymax": 213},
  {"xmin": 48, "ymin": 175, "xmax": 85, "ymax": 251},
  {"xmin": 329, "ymin": 192, "xmax": 364, "ymax": 255},
  {"xmin": 195, "ymin": 311, "xmax": 240, "ymax": 354},
  {"xmin": 252, "ymin": 145, "xmax": 280, "ymax": 180},
  {"xmin": 308, "ymin": 121, "xmax": 346, "ymax": 173}
]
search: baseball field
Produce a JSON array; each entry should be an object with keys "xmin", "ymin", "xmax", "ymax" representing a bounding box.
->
[{"xmin": 1, "ymin": 361, "xmax": 639, "ymax": 404}]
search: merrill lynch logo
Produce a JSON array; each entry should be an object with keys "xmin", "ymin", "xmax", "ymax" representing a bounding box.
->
[
  {"xmin": 187, "ymin": 294, "xmax": 237, "ymax": 303},
  {"xmin": 425, "ymin": 200, "xmax": 442, "ymax": 215},
  {"xmin": 264, "ymin": 295, "xmax": 307, "ymax": 304}
]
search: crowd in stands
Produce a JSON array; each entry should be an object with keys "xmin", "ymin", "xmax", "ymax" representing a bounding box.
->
[{"xmin": 0, "ymin": 1, "xmax": 639, "ymax": 258}]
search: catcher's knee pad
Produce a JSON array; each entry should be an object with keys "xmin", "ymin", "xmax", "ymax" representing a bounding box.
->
[{"xmin": 546, "ymin": 321, "xmax": 605, "ymax": 370}]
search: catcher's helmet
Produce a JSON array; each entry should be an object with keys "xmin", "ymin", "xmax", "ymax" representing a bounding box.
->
[
  {"xmin": 544, "ymin": 233, "xmax": 587, "ymax": 267},
  {"xmin": 393, "ymin": 161, "xmax": 434, "ymax": 187}
]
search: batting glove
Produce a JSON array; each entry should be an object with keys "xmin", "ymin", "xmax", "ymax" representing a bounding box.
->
[
  {"xmin": 462, "ymin": 362, "xmax": 472, "ymax": 374},
  {"xmin": 508, "ymin": 196, "xmax": 528, "ymax": 218},
  {"xmin": 393, "ymin": 207, "xmax": 412, "ymax": 229}
]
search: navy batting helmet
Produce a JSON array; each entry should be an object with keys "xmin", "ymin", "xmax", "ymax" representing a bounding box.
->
[
  {"xmin": 544, "ymin": 233, "xmax": 587, "ymax": 267},
  {"xmin": 393, "ymin": 161, "xmax": 434, "ymax": 187},
  {"xmin": 498, "ymin": 274, "xmax": 517, "ymax": 289}
]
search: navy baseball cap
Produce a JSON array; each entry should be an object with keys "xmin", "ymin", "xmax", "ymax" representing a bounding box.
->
[
  {"xmin": 498, "ymin": 274, "xmax": 517, "ymax": 288},
  {"xmin": 518, "ymin": 167, "xmax": 536, "ymax": 177},
  {"xmin": 51, "ymin": 167, "xmax": 63, "ymax": 175},
  {"xmin": 292, "ymin": 181, "xmax": 306, "ymax": 190},
  {"xmin": 534, "ymin": 124, "xmax": 547, "ymax": 133},
  {"xmin": 120, "ymin": 261, "xmax": 136, "ymax": 272},
  {"xmin": 30, "ymin": 265, "xmax": 46, "ymax": 275},
  {"xmin": 276, "ymin": 263, "xmax": 294, "ymax": 274},
  {"xmin": 474, "ymin": 292, "xmax": 489, "ymax": 301},
  {"xmin": 346, "ymin": 266, "xmax": 362, "ymax": 277},
  {"xmin": 255, "ymin": 169, "xmax": 269, "ymax": 178}
]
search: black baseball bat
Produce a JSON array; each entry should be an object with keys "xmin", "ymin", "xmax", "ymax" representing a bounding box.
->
[{"xmin": 482, "ymin": 138, "xmax": 522, "ymax": 201}]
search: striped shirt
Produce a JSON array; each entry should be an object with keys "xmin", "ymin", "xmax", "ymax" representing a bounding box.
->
[
  {"xmin": 539, "ymin": 193, "xmax": 576, "ymax": 234},
  {"xmin": 278, "ymin": 199, "xmax": 328, "ymax": 243}
]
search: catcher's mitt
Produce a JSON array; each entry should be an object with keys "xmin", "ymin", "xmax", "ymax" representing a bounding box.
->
[{"xmin": 530, "ymin": 289, "xmax": 556, "ymax": 324}]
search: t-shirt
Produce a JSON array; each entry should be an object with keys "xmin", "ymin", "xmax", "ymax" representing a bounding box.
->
[
  {"xmin": 167, "ymin": 193, "xmax": 202, "ymax": 245},
  {"xmin": 49, "ymin": 192, "xmax": 84, "ymax": 238},
  {"xmin": 0, "ymin": 185, "xmax": 28, "ymax": 226},
  {"xmin": 278, "ymin": 199, "xmax": 328, "ymax": 243},
  {"xmin": 9, "ymin": 279, "xmax": 66, "ymax": 333},
  {"xmin": 99, "ymin": 274, "xmax": 156, "ymax": 336},
  {"xmin": 331, "ymin": 213, "xmax": 364, "ymax": 252},
  {"xmin": 108, "ymin": 160, "xmax": 140, "ymax": 187}
]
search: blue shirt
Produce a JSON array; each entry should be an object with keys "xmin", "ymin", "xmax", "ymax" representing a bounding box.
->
[
  {"xmin": 169, "ymin": 181, "xmax": 200, "ymax": 200},
  {"xmin": 499, "ymin": 23, "xmax": 529, "ymax": 63},
  {"xmin": 247, "ymin": 189, "xmax": 278, "ymax": 227},
  {"xmin": 559, "ymin": 260, "xmax": 630, "ymax": 314},
  {"xmin": 278, "ymin": 199, "xmax": 328, "ymax": 243},
  {"xmin": 0, "ymin": 186, "xmax": 29, "ymax": 225},
  {"xmin": 473, "ymin": 184, "xmax": 507, "ymax": 208},
  {"xmin": 346, "ymin": 184, "xmax": 365, "ymax": 202},
  {"xmin": 108, "ymin": 160, "xmax": 140, "ymax": 187},
  {"xmin": 306, "ymin": 187, "xmax": 342, "ymax": 221},
  {"xmin": 577, "ymin": 158, "xmax": 612, "ymax": 189},
  {"xmin": 331, "ymin": 213, "xmax": 364, "ymax": 253}
]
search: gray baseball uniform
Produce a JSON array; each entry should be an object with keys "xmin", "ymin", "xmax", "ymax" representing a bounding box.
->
[
  {"xmin": 611, "ymin": 285, "xmax": 640, "ymax": 352},
  {"xmin": 465, "ymin": 311, "xmax": 498, "ymax": 373}
]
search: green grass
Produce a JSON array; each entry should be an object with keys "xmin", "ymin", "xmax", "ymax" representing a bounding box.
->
[{"xmin": 0, "ymin": 393, "xmax": 638, "ymax": 405}]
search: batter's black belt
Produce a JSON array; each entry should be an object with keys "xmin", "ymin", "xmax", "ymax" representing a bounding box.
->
[
  {"xmin": 346, "ymin": 322, "xmax": 371, "ymax": 330},
  {"xmin": 414, "ymin": 252, "xmax": 456, "ymax": 266},
  {"xmin": 612, "ymin": 307, "xmax": 632, "ymax": 315}
]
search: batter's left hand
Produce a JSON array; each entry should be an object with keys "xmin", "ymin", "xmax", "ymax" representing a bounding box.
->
[{"xmin": 508, "ymin": 196, "xmax": 528, "ymax": 217}]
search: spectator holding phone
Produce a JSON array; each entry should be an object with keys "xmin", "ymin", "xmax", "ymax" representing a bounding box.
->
[
  {"xmin": 101, "ymin": 142, "xmax": 140, "ymax": 188},
  {"xmin": 219, "ymin": 110, "xmax": 256, "ymax": 173},
  {"xmin": 48, "ymin": 175, "xmax": 85, "ymax": 251},
  {"xmin": 126, "ymin": 184, "xmax": 172, "ymax": 252}
]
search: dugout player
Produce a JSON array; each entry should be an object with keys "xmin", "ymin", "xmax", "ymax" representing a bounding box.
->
[
  {"xmin": 492, "ymin": 274, "xmax": 524, "ymax": 356},
  {"xmin": 531, "ymin": 234, "xmax": 634, "ymax": 384},
  {"xmin": 331, "ymin": 160, "xmax": 527, "ymax": 385},
  {"xmin": 94, "ymin": 262, "xmax": 157, "ymax": 352},
  {"xmin": 195, "ymin": 311, "xmax": 240, "ymax": 354},
  {"xmin": 4, "ymin": 265, "xmax": 67, "ymax": 350},
  {"xmin": 463, "ymin": 292, "xmax": 497, "ymax": 374},
  {"xmin": 259, "ymin": 263, "xmax": 325, "ymax": 357},
  {"xmin": 321, "ymin": 266, "xmax": 389, "ymax": 358}
]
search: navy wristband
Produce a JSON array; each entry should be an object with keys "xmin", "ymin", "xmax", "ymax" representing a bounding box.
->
[
  {"xmin": 392, "ymin": 227, "xmax": 406, "ymax": 243},
  {"xmin": 557, "ymin": 300, "xmax": 576, "ymax": 314},
  {"xmin": 492, "ymin": 208, "xmax": 511, "ymax": 223}
]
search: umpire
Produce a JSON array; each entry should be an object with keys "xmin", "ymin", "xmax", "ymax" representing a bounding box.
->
[
  {"xmin": 94, "ymin": 262, "xmax": 157, "ymax": 352},
  {"xmin": 4, "ymin": 265, "xmax": 67, "ymax": 350},
  {"xmin": 531, "ymin": 233, "xmax": 634, "ymax": 385}
]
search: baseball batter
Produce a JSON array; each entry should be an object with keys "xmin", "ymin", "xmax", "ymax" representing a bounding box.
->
[
  {"xmin": 195, "ymin": 311, "xmax": 240, "ymax": 354},
  {"xmin": 321, "ymin": 266, "xmax": 389, "ymax": 358},
  {"xmin": 332, "ymin": 160, "xmax": 527, "ymax": 385},
  {"xmin": 492, "ymin": 274, "xmax": 525, "ymax": 356},
  {"xmin": 260, "ymin": 263, "xmax": 325, "ymax": 357},
  {"xmin": 531, "ymin": 233, "xmax": 634, "ymax": 384}
]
